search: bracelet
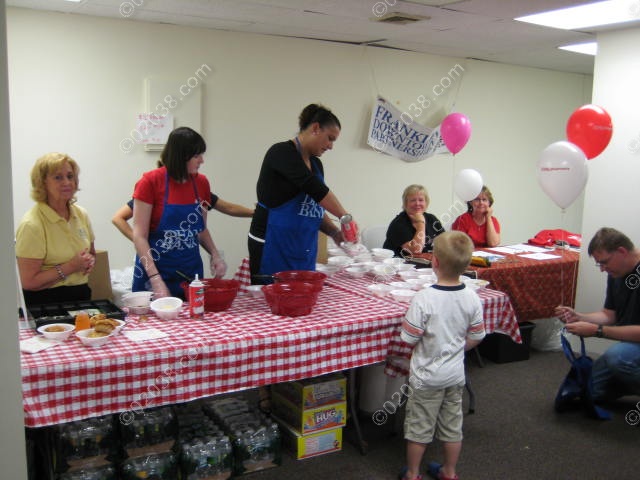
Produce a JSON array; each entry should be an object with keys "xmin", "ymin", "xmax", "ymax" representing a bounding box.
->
[
  {"xmin": 55, "ymin": 264, "xmax": 66, "ymax": 280},
  {"xmin": 148, "ymin": 273, "xmax": 160, "ymax": 280}
]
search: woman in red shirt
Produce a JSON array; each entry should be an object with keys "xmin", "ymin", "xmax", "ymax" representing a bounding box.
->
[
  {"xmin": 131, "ymin": 127, "xmax": 226, "ymax": 298},
  {"xmin": 452, "ymin": 185, "xmax": 501, "ymax": 248}
]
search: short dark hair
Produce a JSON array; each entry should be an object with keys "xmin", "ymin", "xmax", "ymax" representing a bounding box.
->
[
  {"xmin": 588, "ymin": 227, "xmax": 634, "ymax": 256},
  {"xmin": 298, "ymin": 104, "xmax": 341, "ymax": 132},
  {"xmin": 160, "ymin": 127, "xmax": 206, "ymax": 182}
]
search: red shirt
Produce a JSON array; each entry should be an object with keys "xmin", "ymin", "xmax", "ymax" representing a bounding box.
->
[
  {"xmin": 451, "ymin": 212, "xmax": 501, "ymax": 248},
  {"xmin": 133, "ymin": 167, "xmax": 211, "ymax": 231}
]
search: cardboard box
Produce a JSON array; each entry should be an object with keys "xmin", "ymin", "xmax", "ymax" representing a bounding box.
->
[
  {"xmin": 271, "ymin": 373, "xmax": 347, "ymax": 410},
  {"xmin": 277, "ymin": 420, "xmax": 342, "ymax": 460},
  {"xmin": 479, "ymin": 322, "xmax": 536, "ymax": 363},
  {"xmin": 271, "ymin": 392, "xmax": 346, "ymax": 435},
  {"xmin": 88, "ymin": 250, "xmax": 113, "ymax": 301}
]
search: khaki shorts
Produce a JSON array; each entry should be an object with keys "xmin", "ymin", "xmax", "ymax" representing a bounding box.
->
[{"xmin": 403, "ymin": 382, "xmax": 464, "ymax": 444}]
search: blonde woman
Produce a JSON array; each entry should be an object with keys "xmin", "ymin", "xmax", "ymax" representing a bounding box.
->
[
  {"xmin": 16, "ymin": 153, "xmax": 95, "ymax": 306},
  {"xmin": 383, "ymin": 184, "xmax": 444, "ymax": 257}
]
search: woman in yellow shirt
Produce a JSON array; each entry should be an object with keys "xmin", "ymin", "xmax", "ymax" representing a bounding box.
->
[{"xmin": 16, "ymin": 153, "xmax": 96, "ymax": 307}]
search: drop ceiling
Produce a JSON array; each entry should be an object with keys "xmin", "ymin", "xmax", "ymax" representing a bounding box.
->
[{"xmin": 7, "ymin": 0, "xmax": 640, "ymax": 74}]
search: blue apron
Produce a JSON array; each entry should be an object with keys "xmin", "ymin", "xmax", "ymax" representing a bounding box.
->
[
  {"xmin": 259, "ymin": 157, "xmax": 325, "ymax": 275},
  {"xmin": 132, "ymin": 173, "xmax": 204, "ymax": 297}
]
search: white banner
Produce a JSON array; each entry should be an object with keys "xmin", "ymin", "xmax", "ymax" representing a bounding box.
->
[{"xmin": 367, "ymin": 97, "xmax": 448, "ymax": 162}]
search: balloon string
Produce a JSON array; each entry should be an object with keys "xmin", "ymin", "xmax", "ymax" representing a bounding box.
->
[{"xmin": 362, "ymin": 45, "xmax": 381, "ymax": 98}]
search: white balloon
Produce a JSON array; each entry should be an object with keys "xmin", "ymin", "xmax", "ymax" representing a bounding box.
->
[
  {"xmin": 454, "ymin": 169, "xmax": 483, "ymax": 201},
  {"xmin": 537, "ymin": 141, "xmax": 588, "ymax": 209}
]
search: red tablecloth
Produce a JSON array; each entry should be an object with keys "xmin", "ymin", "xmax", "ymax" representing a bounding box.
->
[
  {"xmin": 20, "ymin": 284, "xmax": 406, "ymax": 428},
  {"xmin": 472, "ymin": 249, "xmax": 579, "ymax": 321},
  {"xmin": 413, "ymin": 249, "xmax": 579, "ymax": 321}
]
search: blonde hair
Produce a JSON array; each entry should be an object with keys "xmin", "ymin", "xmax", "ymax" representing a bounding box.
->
[
  {"xmin": 30, "ymin": 152, "xmax": 80, "ymax": 204},
  {"xmin": 402, "ymin": 184, "xmax": 429, "ymax": 210},
  {"xmin": 433, "ymin": 231, "xmax": 473, "ymax": 277}
]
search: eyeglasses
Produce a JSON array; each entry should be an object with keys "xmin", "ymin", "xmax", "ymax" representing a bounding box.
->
[{"xmin": 594, "ymin": 254, "xmax": 613, "ymax": 268}]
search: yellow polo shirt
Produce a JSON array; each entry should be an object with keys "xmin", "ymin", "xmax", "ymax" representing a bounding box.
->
[{"xmin": 16, "ymin": 202, "xmax": 95, "ymax": 287}]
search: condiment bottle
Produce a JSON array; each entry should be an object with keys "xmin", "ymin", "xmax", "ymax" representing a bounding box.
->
[
  {"xmin": 75, "ymin": 311, "xmax": 91, "ymax": 331},
  {"xmin": 340, "ymin": 214, "xmax": 358, "ymax": 243},
  {"xmin": 189, "ymin": 274, "xmax": 205, "ymax": 319}
]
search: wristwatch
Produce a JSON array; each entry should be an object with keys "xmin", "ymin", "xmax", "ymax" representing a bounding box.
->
[{"xmin": 596, "ymin": 325, "xmax": 604, "ymax": 338}]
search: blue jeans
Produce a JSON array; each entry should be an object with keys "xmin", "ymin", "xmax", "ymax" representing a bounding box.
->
[{"xmin": 591, "ymin": 342, "xmax": 640, "ymax": 402}]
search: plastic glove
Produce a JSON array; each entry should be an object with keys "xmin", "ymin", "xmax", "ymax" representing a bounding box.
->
[{"xmin": 211, "ymin": 256, "xmax": 227, "ymax": 278}]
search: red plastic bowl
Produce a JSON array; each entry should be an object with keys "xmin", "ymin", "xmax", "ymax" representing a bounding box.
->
[
  {"xmin": 262, "ymin": 282, "xmax": 321, "ymax": 317},
  {"xmin": 272, "ymin": 270, "xmax": 327, "ymax": 291},
  {"xmin": 181, "ymin": 278, "xmax": 241, "ymax": 312}
]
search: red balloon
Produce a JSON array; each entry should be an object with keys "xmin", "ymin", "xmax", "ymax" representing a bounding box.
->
[{"xmin": 566, "ymin": 104, "xmax": 612, "ymax": 159}]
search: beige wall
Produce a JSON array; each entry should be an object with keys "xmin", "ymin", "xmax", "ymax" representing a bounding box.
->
[
  {"xmin": 7, "ymin": 7, "xmax": 591, "ymax": 280},
  {"xmin": 576, "ymin": 26, "xmax": 640, "ymax": 355}
]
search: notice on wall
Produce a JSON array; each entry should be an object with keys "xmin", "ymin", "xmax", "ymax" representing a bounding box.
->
[
  {"xmin": 367, "ymin": 97, "xmax": 448, "ymax": 162},
  {"xmin": 134, "ymin": 113, "xmax": 174, "ymax": 145}
]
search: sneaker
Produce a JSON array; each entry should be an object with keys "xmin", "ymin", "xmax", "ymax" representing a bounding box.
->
[
  {"xmin": 427, "ymin": 462, "xmax": 459, "ymax": 480},
  {"xmin": 398, "ymin": 466, "xmax": 423, "ymax": 480}
]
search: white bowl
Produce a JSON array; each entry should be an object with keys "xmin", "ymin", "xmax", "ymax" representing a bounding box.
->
[
  {"xmin": 389, "ymin": 281, "xmax": 413, "ymax": 290},
  {"xmin": 245, "ymin": 284, "xmax": 265, "ymax": 298},
  {"xmin": 122, "ymin": 291, "xmax": 154, "ymax": 314},
  {"xmin": 150, "ymin": 297, "xmax": 183, "ymax": 320},
  {"xmin": 316, "ymin": 264, "xmax": 340, "ymax": 276},
  {"xmin": 327, "ymin": 248, "xmax": 345, "ymax": 257},
  {"xmin": 389, "ymin": 289, "xmax": 417, "ymax": 302},
  {"xmin": 466, "ymin": 279, "xmax": 490, "ymax": 291},
  {"xmin": 366, "ymin": 284, "xmax": 394, "ymax": 298},
  {"xmin": 76, "ymin": 328, "xmax": 114, "ymax": 347},
  {"xmin": 112, "ymin": 319, "xmax": 126, "ymax": 334},
  {"xmin": 383, "ymin": 257, "xmax": 405, "ymax": 267},
  {"xmin": 344, "ymin": 265, "xmax": 368, "ymax": 278},
  {"xmin": 327, "ymin": 255, "xmax": 354, "ymax": 268},
  {"xmin": 396, "ymin": 263, "xmax": 416, "ymax": 272},
  {"xmin": 398, "ymin": 270, "xmax": 422, "ymax": 280},
  {"xmin": 406, "ymin": 277, "xmax": 432, "ymax": 290},
  {"xmin": 37, "ymin": 323, "xmax": 75, "ymax": 341},
  {"xmin": 354, "ymin": 253, "xmax": 373, "ymax": 263},
  {"xmin": 371, "ymin": 248, "xmax": 394, "ymax": 259},
  {"xmin": 372, "ymin": 263, "xmax": 397, "ymax": 277}
]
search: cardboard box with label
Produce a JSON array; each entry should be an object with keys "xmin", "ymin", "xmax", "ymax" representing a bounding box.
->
[
  {"xmin": 271, "ymin": 392, "xmax": 346, "ymax": 435},
  {"xmin": 270, "ymin": 373, "xmax": 347, "ymax": 410},
  {"xmin": 278, "ymin": 420, "xmax": 342, "ymax": 460}
]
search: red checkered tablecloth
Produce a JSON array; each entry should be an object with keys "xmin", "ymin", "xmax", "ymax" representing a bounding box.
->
[
  {"xmin": 20, "ymin": 283, "xmax": 406, "ymax": 428},
  {"xmin": 232, "ymin": 258, "xmax": 520, "ymax": 377},
  {"xmin": 320, "ymin": 271, "xmax": 521, "ymax": 376}
]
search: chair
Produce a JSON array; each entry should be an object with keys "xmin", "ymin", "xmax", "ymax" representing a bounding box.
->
[{"xmin": 361, "ymin": 225, "xmax": 388, "ymax": 249}]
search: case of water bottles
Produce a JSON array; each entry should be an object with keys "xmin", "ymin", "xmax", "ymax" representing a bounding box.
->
[
  {"xmin": 202, "ymin": 397, "xmax": 282, "ymax": 476},
  {"xmin": 175, "ymin": 401, "xmax": 234, "ymax": 480},
  {"xmin": 118, "ymin": 406, "xmax": 178, "ymax": 459},
  {"xmin": 52, "ymin": 414, "xmax": 118, "ymax": 476}
]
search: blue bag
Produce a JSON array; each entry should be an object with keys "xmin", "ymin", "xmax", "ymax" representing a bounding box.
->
[{"xmin": 554, "ymin": 329, "xmax": 611, "ymax": 420}]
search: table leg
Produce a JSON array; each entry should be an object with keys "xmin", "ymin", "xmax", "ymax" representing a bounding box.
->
[
  {"xmin": 346, "ymin": 368, "xmax": 368, "ymax": 455},
  {"xmin": 465, "ymin": 377, "xmax": 476, "ymax": 414}
]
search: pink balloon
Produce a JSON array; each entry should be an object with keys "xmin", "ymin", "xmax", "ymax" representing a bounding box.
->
[{"xmin": 441, "ymin": 113, "xmax": 472, "ymax": 154}]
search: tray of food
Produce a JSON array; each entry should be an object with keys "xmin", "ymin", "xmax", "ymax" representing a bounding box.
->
[{"xmin": 29, "ymin": 299, "xmax": 126, "ymax": 330}]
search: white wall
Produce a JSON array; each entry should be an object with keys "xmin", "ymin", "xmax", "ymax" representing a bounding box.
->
[
  {"xmin": 7, "ymin": 7, "xmax": 591, "ymax": 280},
  {"xmin": 0, "ymin": 2, "xmax": 28, "ymax": 478},
  {"xmin": 576, "ymin": 26, "xmax": 640, "ymax": 354}
]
